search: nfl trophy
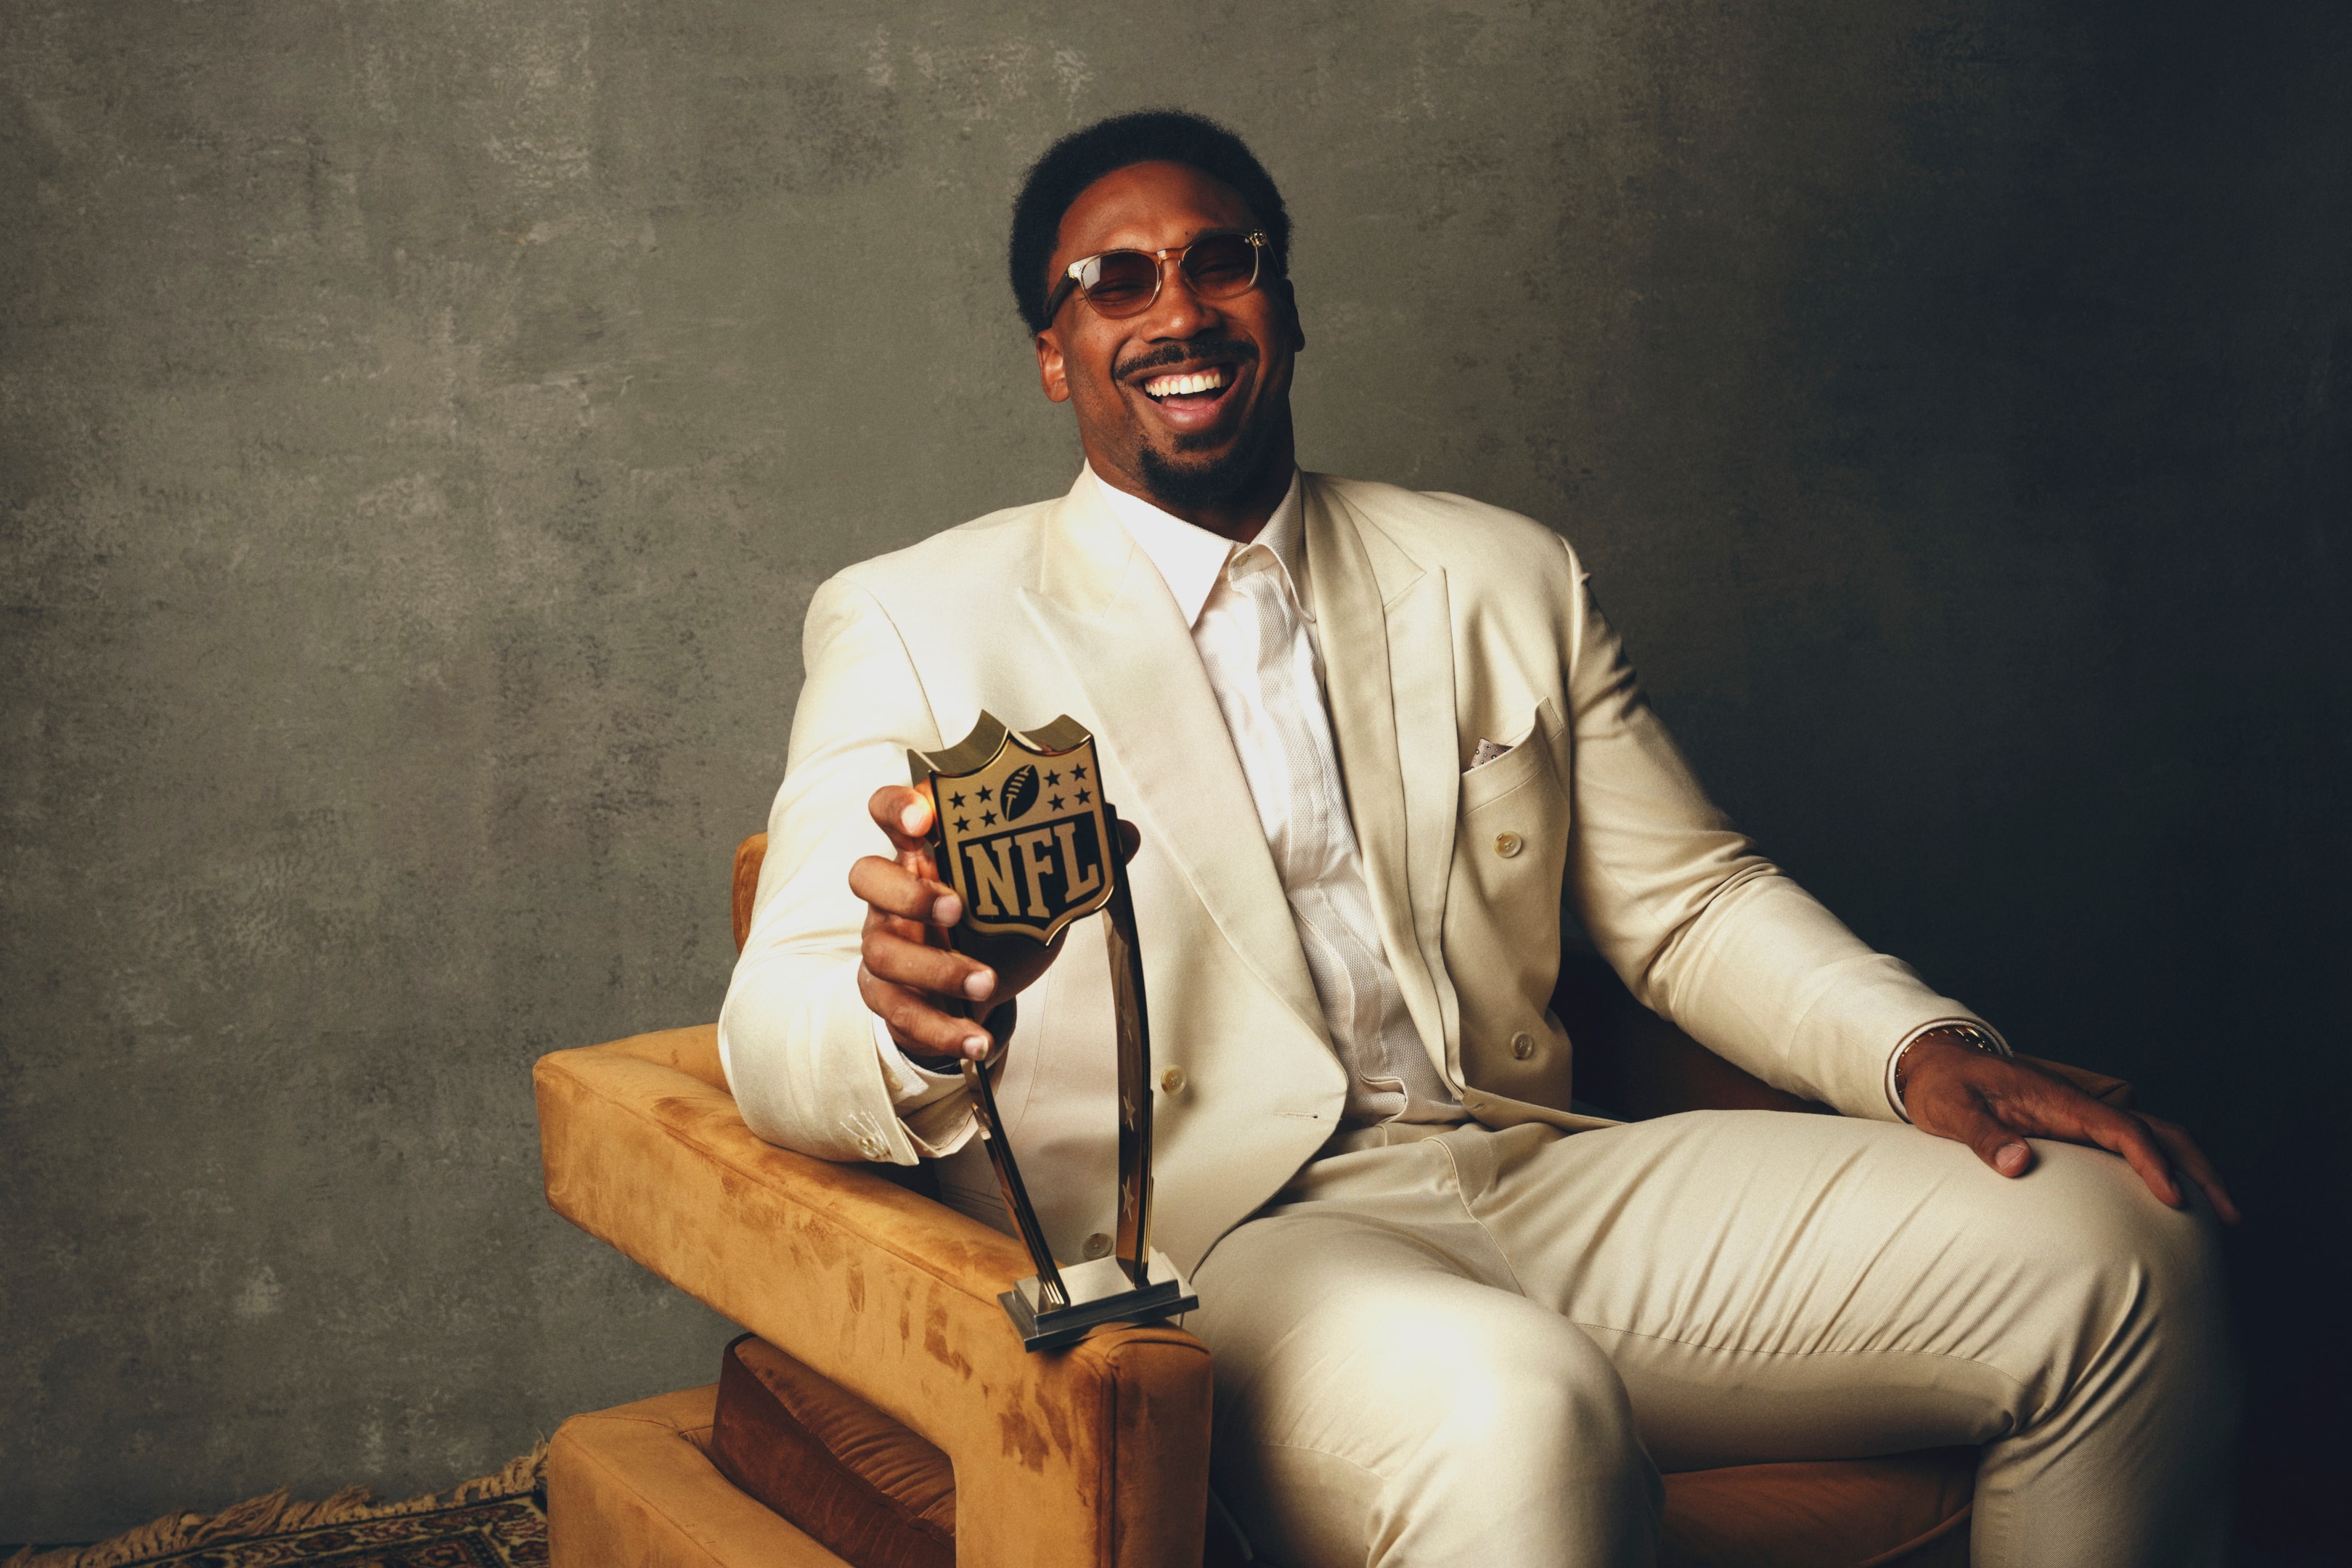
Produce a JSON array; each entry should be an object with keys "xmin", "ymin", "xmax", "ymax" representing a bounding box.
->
[{"xmin": 910, "ymin": 713, "xmax": 1198, "ymax": 1351}]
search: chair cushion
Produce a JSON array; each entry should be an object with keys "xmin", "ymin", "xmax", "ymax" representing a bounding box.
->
[
  {"xmin": 711, "ymin": 1335, "xmax": 955, "ymax": 1568},
  {"xmin": 1661, "ymin": 1450, "xmax": 1974, "ymax": 1568},
  {"xmin": 547, "ymin": 1384, "xmax": 849, "ymax": 1567}
]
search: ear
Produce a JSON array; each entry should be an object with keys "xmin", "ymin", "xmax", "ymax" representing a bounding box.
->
[
  {"xmin": 1280, "ymin": 279, "xmax": 1306, "ymax": 354},
  {"xmin": 1034, "ymin": 328, "xmax": 1071, "ymax": 403}
]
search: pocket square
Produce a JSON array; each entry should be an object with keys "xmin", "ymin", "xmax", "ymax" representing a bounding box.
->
[{"xmin": 1469, "ymin": 739, "xmax": 1513, "ymax": 769}]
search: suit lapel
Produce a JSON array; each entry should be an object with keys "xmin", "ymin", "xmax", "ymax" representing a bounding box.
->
[
  {"xmin": 1021, "ymin": 478, "xmax": 1328, "ymax": 1047},
  {"xmin": 1304, "ymin": 478, "xmax": 1461, "ymax": 1072}
]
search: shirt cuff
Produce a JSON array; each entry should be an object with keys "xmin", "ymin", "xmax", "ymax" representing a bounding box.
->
[
  {"xmin": 1885, "ymin": 1017, "xmax": 2014, "ymax": 1123},
  {"xmin": 868, "ymin": 1003, "xmax": 1021, "ymax": 1160}
]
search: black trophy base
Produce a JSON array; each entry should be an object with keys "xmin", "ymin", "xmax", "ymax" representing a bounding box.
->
[{"xmin": 999, "ymin": 1250, "xmax": 1199, "ymax": 1352}]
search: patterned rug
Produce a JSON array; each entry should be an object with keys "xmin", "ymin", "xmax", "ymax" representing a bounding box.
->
[{"xmin": 4, "ymin": 1451, "xmax": 546, "ymax": 1568}]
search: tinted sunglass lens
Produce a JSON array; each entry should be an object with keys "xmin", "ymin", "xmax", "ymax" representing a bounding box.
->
[
  {"xmin": 1075, "ymin": 237, "xmax": 1260, "ymax": 317},
  {"xmin": 1080, "ymin": 252, "xmax": 1160, "ymax": 314},
  {"xmin": 1183, "ymin": 236, "xmax": 1259, "ymax": 296}
]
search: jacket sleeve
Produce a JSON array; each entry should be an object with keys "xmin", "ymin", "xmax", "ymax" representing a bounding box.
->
[
  {"xmin": 716, "ymin": 575, "xmax": 980, "ymax": 1162},
  {"xmin": 1556, "ymin": 541, "xmax": 1994, "ymax": 1120}
]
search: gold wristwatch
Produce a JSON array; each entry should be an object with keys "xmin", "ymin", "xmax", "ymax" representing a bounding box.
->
[{"xmin": 1893, "ymin": 1021, "xmax": 2009, "ymax": 1108}]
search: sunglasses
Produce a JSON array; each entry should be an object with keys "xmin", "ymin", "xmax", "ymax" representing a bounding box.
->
[{"xmin": 1043, "ymin": 231, "xmax": 1271, "ymax": 322}]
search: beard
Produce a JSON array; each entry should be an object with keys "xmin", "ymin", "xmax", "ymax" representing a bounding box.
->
[{"xmin": 1135, "ymin": 404, "xmax": 1284, "ymax": 513}]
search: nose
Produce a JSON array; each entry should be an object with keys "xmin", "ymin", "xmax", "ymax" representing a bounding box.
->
[{"xmin": 1137, "ymin": 257, "xmax": 1224, "ymax": 338}]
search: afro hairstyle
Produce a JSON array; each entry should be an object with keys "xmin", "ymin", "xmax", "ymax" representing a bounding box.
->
[{"xmin": 1006, "ymin": 109, "xmax": 1291, "ymax": 335}]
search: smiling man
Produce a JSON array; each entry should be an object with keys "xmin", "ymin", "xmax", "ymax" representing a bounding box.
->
[
  {"xmin": 1029, "ymin": 166, "xmax": 1299, "ymax": 533},
  {"xmin": 720, "ymin": 112, "xmax": 2237, "ymax": 1567}
]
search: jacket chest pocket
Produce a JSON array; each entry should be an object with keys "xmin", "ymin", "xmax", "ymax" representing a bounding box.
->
[
  {"xmin": 1452, "ymin": 715, "xmax": 1569, "ymax": 947},
  {"xmin": 1445, "ymin": 701, "xmax": 1575, "ymax": 1098}
]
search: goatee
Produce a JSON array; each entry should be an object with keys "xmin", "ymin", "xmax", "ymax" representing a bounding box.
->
[{"xmin": 1135, "ymin": 411, "xmax": 1283, "ymax": 513}]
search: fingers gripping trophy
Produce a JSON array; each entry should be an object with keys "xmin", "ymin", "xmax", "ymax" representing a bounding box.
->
[{"xmin": 910, "ymin": 714, "xmax": 1198, "ymax": 1350}]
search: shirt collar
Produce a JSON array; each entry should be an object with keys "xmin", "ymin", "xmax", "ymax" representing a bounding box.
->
[{"xmin": 1088, "ymin": 465, "xmax": 1310, "ymax": 629}]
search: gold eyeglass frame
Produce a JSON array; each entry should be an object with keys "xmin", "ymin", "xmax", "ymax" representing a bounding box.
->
[{"xmin": 1042, "ymin": 230, "xmax": 1270, "ymax": 323}]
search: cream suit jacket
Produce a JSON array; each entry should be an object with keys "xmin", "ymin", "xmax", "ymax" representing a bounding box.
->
[{"xmin": 719, "ymin": 472, "xmax": 1988, "ymax": 1276}]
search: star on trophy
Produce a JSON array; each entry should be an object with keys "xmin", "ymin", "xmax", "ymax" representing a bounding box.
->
[{"xmin": 910, "ymin": 714, "xmax": 1198, "ymax": 1351}]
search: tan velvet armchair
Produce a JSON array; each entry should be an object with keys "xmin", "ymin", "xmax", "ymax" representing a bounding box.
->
[{"xmin": 536, "ymin": 833, "xmax": 2132, "ymax": 1567}]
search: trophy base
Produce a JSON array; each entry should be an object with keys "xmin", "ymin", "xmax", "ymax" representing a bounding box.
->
[{"xmin": 999, "ymin": 1250, "xmax": 1199, "ymax": 1352}]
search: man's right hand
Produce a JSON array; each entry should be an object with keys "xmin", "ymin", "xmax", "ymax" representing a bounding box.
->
[
  {"xmin": 851, "ymin": 783, "xmax": 1133, "ymax": 1066},
  {"xmin": 852, "ymin": 784, "xmax": 1005, "ymax": 1065}
]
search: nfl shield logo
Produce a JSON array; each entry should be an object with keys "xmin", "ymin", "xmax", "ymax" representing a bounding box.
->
[{"xmin": 910, "ymin": 714, "xmax": 1117, "ymax": 947}]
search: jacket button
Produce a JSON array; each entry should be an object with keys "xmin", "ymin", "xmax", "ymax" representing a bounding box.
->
[
  {"xmin": 1511, "ymin": 1031, "xmax": 1538, "ymax": 1060},
  {"xmin": 1493, "ymin": 831, "xmax": 1524, "ymax": 858},
  {"xmin": 1159, "ymin": 1066, "xmax": 1187, "ymax": 1094},
  {"xmin": 1083, "ymin": 1232, "xmax": 1114, "ymax": 1259}
]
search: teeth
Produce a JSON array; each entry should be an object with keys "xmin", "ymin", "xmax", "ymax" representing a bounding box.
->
[{"xmin": 1144, "ymin": 367, "xmax": 1228, "ymax": 399}]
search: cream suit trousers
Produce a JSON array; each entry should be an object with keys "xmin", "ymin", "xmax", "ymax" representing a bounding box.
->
[{"xmin": 1188, "ymin": 1112, "xmax": 2234, "ymax": 1568}]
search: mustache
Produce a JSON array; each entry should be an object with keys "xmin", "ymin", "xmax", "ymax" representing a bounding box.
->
[{"xmin": 1116, "ymin": 338, "xmax": 1258, "ymax": 382}]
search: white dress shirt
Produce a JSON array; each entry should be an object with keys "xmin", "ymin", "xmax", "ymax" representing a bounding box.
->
[
  {"xmin": 875, "ymin": 467, "xmax": 1463, "ymax": 1130},
  {"xmin": 1093, "ymin": 467, "xmax": 1463, "ymax": 1126}
]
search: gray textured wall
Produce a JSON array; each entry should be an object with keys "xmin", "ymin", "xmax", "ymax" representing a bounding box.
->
[{"xmin": 4, "ymin": 0, "xmax": 2346, "ymax": 1546}]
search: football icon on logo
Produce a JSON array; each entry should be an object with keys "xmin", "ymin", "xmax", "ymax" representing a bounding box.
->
[{"xmin": 1000, "ymin": 763, "xmax": 1041, "ymax": 821}]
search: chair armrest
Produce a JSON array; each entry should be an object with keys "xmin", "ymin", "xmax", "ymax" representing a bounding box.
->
[
  {"xmin": 536, "ymin": 1026, "xmax": 1211, "ymax": 1568},
  {"xmin": 579, "ymin": 1018, "xmax": 735, "ymax": 1091},
  {"xmin": 732, "ymin": 834, "xmax": 767, "ymax": 952}
]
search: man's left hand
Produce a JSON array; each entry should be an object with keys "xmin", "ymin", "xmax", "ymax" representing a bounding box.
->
[{"xmin": 1901, "ymin": 1033, "xmax": 2239, "ymax": 1223}]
